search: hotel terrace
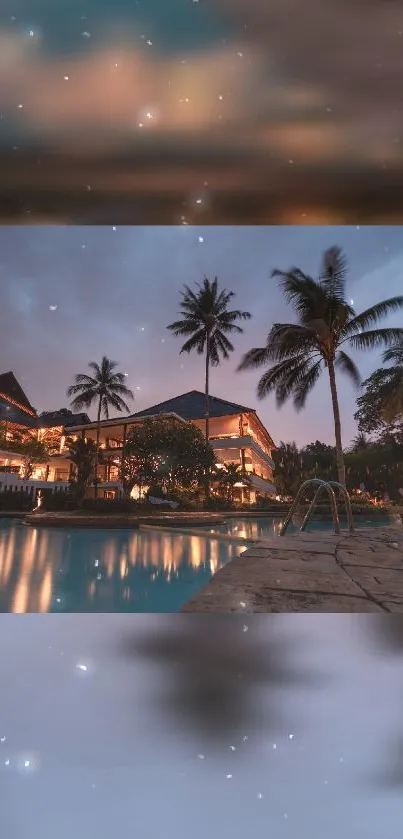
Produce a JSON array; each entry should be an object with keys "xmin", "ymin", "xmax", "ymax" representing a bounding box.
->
[{"xmin": 0, "ymin": 372, "xmax": 276, "ymax": 503}]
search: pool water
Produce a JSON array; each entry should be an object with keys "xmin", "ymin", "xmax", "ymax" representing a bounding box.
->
[
  {"xmin": 0, "ymin": 518, "xmax": 241, "ymax": 613},
  {"xmin": 0, "ymin": 515, "xmax": 390, "ymax": 613},
  {"xmin": 212, "ymin": 515, "xmax": 390, "ymax": 541}
]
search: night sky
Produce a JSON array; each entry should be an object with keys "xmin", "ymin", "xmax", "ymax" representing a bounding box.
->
[
  {"xmin": 1, "ymin": 225, "xmax": 402, "ymax": 448},
  {"xmin": 1, "ymin": 1, "xmax": 403, "ymax": 222}
]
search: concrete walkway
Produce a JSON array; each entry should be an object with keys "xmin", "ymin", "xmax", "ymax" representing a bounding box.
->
[{"xmin": 182, "ymin": 526, "xmax": 403, "ymax": 613}]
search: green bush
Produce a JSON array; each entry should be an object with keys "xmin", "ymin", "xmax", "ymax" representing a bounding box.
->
[
  {"xmin": 202, "ymin": 497, "xmax": 237, "ymax": 511},
  {"xmin": 82, "ymin": 498, "xmax": 143, "ymax": 514},
  {"xmin": 40, "ymin": 493, "xmax": 77, "ymax": 512},
  {"xmin": 0, "ymin": 490, "xmax": 34, "ymax": 511},
  {"xmin": 146, "ymin": 484, "xmax": 166, "ymax": 500}
]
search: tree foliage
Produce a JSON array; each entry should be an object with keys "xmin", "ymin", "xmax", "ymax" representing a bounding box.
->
[
  {"xmin": 66, "ymin": 437, "xmax": 97, "ymax": 504},
  {"xmin": 214, "ymin": 462, "xmax": 251, "ymax": 502},
  {"xmin": 67, "ymin": 356, "xmax": 134, "ymax": 497},
  {"xmin": 238, "ymin": 245, "xmax": 403, "ymax": 485},
  {"xmin": 122, "ymin": 416, "xmax": 216, "ymax": 498},
  {"xmin": 0, "ymin": 426, "xmax": 50, "ymax": 479},
  {"xmin": 354, "ymin": 344, "xmax": 403, "ymax": 443},
  {"xmin": 273, "ymin": 437, "xmax": 403, "ymax": 502}
]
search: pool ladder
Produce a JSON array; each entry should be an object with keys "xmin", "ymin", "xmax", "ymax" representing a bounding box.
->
[{"xmin": 279, "ymin": 478, "xmax": 355, "ymax": 536}]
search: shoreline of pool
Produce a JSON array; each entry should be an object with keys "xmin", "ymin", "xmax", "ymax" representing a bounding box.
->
[
  {"xmin": 1, "ymin": 508, "xmax": 398, "ymax": 528},
  {"xmin": 20, "ymin": 511, "xmax": 229, "ymax": 529}
]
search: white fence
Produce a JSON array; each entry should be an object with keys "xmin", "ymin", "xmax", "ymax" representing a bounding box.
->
[{"xmin": 0, "ymin": 474, "xmax": 70, "ymax": 504}]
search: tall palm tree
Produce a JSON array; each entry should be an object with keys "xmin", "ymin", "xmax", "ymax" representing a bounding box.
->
[
  {"xmin": 167, "ymin": 277, "xmax": 251, "ymax": 442},
  {"xmin": 237, "ymin": 246, "xmax": 403, "ymax": 485},
  {"xmin": 67, "ymin": 357, "xmax": 134, "ymax": 498}
]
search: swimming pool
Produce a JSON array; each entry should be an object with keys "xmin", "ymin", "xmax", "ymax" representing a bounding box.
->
[
  {"xmin": 0, "ymin": 517, "xmax": 242, "ymax": 613},
  {"xmin": 0, "ymin": 515, "xmax": 390, "ymax": 613}
]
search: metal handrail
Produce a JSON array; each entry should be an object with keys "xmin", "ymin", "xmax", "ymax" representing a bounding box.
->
[{"xmin": 279, "ymin": 478, "xmax": 355, "ymax": 536}]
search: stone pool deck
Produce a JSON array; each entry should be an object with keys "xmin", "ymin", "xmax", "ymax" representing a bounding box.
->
[{"xmin": 182, "ymin": 526, "xmax": 403, "ymax": 613}]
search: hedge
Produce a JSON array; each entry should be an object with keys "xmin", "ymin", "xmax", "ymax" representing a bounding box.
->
[{"xmin": 0, "ymin": 491, "xmax": 35, "ymax": 512}]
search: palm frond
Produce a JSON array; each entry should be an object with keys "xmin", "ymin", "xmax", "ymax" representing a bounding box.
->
[
  {"xmin": 69, "ymin": 374, "xmax": 97, "ymax": 387},
  {"xmin": 222, "ymin": 309, "xmax": 252, "ymax": 323},
  {"xmin": 179, "ymin": 329, "xmax": 206, "ymax": 355},
  {"xmin": 167, "ymin": 319, "xmax": 202, "ymax": 336},
  {"xmin": 237, "ymin": 345, "xmax": 273, "ymax": 371},
  {"xmin": 340, "ymin": 297, "xmax": 403, "ymax": 339},
  {"xmin": 255, "ymin": 356, "xmax": 310, "ymax": 401},
  {"xmin": 335, "ymin": 350, "xmax": 361, "ymax": 387},
  {"xmin": 348, "ymin": 327, "xmax": 403, "ymax": 352},
  {"xmin": 292, "ymin": 360, "xmax": 323, "ymax": 410},
  {"xmin": 107, "ymin": 394, "xmax": 132, "ymax": 413},
  {"xmin": 382, "ymin": 336, "xmax": 403, "ymax": 365},
  {"xmin": 273, "ymin": 357, "xmax": 321, "ymax": 408},
  {"xmin": 272, "ymin": 269, "xmax": 329, "ymax": 322},
  {"xmin": 265, "ymin": 323, "xmax": 318, "ymax": 361},
  {"xmin": 107, "ymin": 383, "xmax": 134, "ymax": 401},
  {"xmin": 212, "ymin": 330, "xmax": 234, "ymax": 361},
  {"xmin": 319, "ymin": 246, "xmax": 348, "ymax": 300}
]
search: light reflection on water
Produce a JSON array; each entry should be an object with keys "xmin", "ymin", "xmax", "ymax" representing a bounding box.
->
[
  {"xmin": 0, "ymin": 519, "xmax": 240, "ymax": 613},
  {"xmin": 215, "ymin": 516, "xmax": 390, "ymax": 541}
]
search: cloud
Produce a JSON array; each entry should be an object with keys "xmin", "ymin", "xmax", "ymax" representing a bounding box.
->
[
  {"xmin": 0, "ymin": 30, "xmax": 269, "ymax": 145},
  {"xmin": 1, "ymin": 9, "xmax": 401, "ymax": 167},
  {"xmin": 1, "ymin": 3, "xmax": 402, "ymax": 223}
]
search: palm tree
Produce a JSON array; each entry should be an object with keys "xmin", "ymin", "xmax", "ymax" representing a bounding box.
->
[
  {"xmin": 167, "ymin": 277, "xmax": 251, "ymax": 498},
  {"xmin": 167, "ymin": 277, "xmax": 251, "ymax": 441},
  {"xmin": 66, "ymin": 437, "xmax": 98, "ymax": 505},
  {"xmin": 238, "ymin": 246, "xmax": 403, "ymax": 485},
  {"xmin": 67, "ymin": 357, "xmax": 134, "ymax": 498},
  {"xmin": 349, "ymin": 431, "xmax": 372, "ymax": 454},
  {"xmin": 215, "ymin": 462, "xmax": 251, "ymax": 503}
]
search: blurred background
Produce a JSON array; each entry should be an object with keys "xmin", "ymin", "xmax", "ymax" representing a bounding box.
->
[
  {"xmin": 1, "ymin": 1, "xmax": 403, "ymax": 222},
  {"xmin": 2, "ymin": 614, "xmax": 403, "ymax": 837}
]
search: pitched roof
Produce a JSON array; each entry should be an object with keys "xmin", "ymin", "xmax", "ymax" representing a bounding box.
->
[
  {"xmin": 130, "ymin": 390, "xmax": 254, "ymax": 421},
  {"xmin": 0, "ymin": 371, "xmax": 37, "ymax": 416},
  {"xmin": 0, "ymin": 398, "xmax": 38, "ymax": 428},
  {"xmin": 39, "ymin": 410, "xmax": 91, "ymax": 428}
]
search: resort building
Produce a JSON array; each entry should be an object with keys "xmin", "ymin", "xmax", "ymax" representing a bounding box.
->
[
  {"xmin": 0, "ymin": 372, "xmax": 89, "ymax": 487},
  {"xmin": 62, "ymin": 390, "xmax": 277, "ymax": 503},
  {"xmin": 0, "ymin": 372, "xmax": 277, "ymax": 503}
]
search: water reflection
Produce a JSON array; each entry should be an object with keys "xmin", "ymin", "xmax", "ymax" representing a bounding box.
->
[
  {"xmin": 0, "ymin": 519, "xmax": 238, "ymax": 613},
  {"xmin": 216, "ymin": 518, "xmax": 284, "ymax": 540}
]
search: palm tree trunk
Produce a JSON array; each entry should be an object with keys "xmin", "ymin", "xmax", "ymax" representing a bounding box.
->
[
  {"xmin": 328, "ymin": 359, "xmax": 346, "ymax": 486},
  {"xmin": 204, "ymin": 333, "xmax": 211, "ymax": 500},
  {"xmin": 94, "ymin": 399, "xmax": 102, "ymax": 499},
  {"xmin": 205, "ymin": 333, "xmax": 210, "ymax": 441}
]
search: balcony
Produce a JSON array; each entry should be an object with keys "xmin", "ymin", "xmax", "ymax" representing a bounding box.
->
[
  {"xmin": 248, "ymin": 473, "xmax": 276, "ymax": 494},
  {"xmin": 210, "ymin": 435, "xmax": 275, "ymax": 469}
]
